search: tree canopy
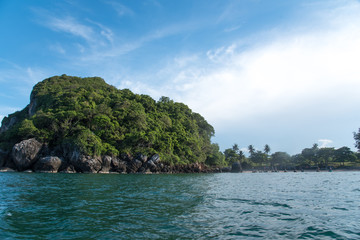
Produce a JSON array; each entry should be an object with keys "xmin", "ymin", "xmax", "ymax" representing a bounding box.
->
[{"xmin": 0, "ymin": 75, "xmax": 217, "ymax": 165}]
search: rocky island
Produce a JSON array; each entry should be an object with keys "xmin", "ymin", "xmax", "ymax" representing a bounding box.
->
[{"xmin": 0, "ymin": 75, "xmax": 223, "ymax": 173}]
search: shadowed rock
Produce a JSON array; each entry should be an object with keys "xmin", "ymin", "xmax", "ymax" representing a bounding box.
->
[
  {"xmin": 127, "ymin": 159, "xmax": 142, "ymax": 173},
  {"xmin": 99, "ymin": 155, "xmax": 112, "ymax": 173},
  {"xmin": 34, "ymin": 156, "xmax": 63, "ymax": 173},
  {"xmin": 71, "ymin": 155, "xmax": 102, "ymax": 173},
  {"xmin": 110, "ymin": 158, "xmax": 127, "ymax": 173}
]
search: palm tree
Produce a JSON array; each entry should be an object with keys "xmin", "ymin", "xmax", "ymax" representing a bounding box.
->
[
  {"xmin": 264, "ymin": 144, "xmax": 271, "ymax": 168},
  {"xmin": 248, "ymin": 145, "xmax": 255, "ymax": 159},
  {"xmin": 264, "ymin": 144, "xmax": 270, "ymax": 155}
]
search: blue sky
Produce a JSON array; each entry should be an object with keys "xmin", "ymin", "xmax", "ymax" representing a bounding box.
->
[{"xmin": 1, "ymin": 0, "xmax": 360, "ymax": 155}]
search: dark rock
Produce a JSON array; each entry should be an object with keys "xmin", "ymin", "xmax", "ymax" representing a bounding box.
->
[
  {"xmin": 71, "ymin": 155, "xmax": 102, "ymax": 173},
  {"xmin": 111, "ymin": 158, "xmax": 127, "ymax": 173},
  {"xmin": 99, "ymin": 155, "xmax": 112, "ymax": 173},
  {"xmin": 0, "ymin": 149, "xmax": 6, "ymax": 167},
  {"xmin": 60, "ymin": 165, "xmax": 76, "ymax": 173},
  {"xmin": 11, "ymin": 138, "xmax": 43, "ymax": 171},
  {"xmin": 231, "ymin": 162, "xmax": 242, "ymax": 173},
  {"xmin": 149, "ymin": 154, "xmax": 161, "ymax": 164},
  {"xmin": 127, "ymin": 159, "xmax": 142, "ymax": 173},
  {"xmin": 135, "ymin": 153, "xmax": 148, "ymax": 163},
  {"xmin": 146, "ymin": 160, "xmax": 158, "ymax": 172},
  {"xmin": 120, "ymin": 153, "xmax": 133, "ymax": 162},
  {"xmin": 34, "ymin": 156, "xmax": 63, "ymax": 173},
  {"xmin": 137, "ymin": 167, "xmax": 146, "ymax": 173},
  {"xmin": 221, "ymin": 167, "xmax": 231, "ymax": 172}
]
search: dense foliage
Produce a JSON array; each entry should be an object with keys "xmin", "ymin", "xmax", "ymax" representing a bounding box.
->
[
  {"xmin": 0, "ymin": 75, "xmax": 217, "ymax": 165},
  {"xmin": 223, "ymin": 143, "xmax": 360, "ymax": 170}
]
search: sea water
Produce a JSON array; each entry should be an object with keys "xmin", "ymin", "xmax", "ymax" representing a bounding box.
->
[{"xmin": 0, "ymin": 172, "xmax": 359, "ymax": 239}]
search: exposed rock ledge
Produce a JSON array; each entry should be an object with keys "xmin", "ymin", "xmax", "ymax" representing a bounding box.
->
[{"xmin": 0, "ymin": 139, "xmax": 220, "ymax": 174}]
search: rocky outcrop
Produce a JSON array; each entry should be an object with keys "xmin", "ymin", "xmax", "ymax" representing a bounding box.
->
[
  {"xmin": 0, "ymin": 116, "xmax": 18, "ymax": 134},
  {"xmin": 33, "ymin": 156, "xmax": 63, "ymax": 173},
  {"xmin": 111, "ymin": 158, "xmax": 127, "ymax": 173},
  {"xmin": 11, "ymin": 138, "xmax": 43, "ymax": 171},
  {"xmin": 71, "ymin": 155, "xmax": 102, "ymax": 173},
  {"xmin": 127, "ymin": 159, "xmax": 143, "ymax": 173},
  {"xmin": 60, "ymin": 165, "xmax": 76, "ymax": 173},
  {"xmin": 2, "ymin": 139, "xmax": 220, "ymax": 174},
  {"xmin": 99, "ymin": 155, "xmax": 112, "ymax": 173}
]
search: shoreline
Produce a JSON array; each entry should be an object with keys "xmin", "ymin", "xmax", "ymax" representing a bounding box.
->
[{"xmin": 1, "ymin": 166, "xmax": 359, "ymax": 174}]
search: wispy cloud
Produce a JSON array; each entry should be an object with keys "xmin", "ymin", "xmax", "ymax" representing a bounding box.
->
[
  {"xmin": 47, "ymin": 16, "xmax": 94, "ymax": 42},
  {"xmin": 106, "ymin": 1, "xmax": 134, "ymax": 17}
]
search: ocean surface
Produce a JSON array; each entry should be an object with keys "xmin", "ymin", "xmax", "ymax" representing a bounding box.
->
[{"xmin": 0, "ymin": 171, "xmax": 359, "ymax": 239}]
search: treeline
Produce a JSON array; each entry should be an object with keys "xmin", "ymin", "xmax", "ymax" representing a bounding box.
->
[{"xmin": 206, "ymin": 143, "xmax": 360, "ymax": 170}]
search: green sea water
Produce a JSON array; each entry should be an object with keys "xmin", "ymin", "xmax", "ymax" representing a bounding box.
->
[{"xmin": 0, "ymin": 172, "xmax": 359, "ymax": 239}]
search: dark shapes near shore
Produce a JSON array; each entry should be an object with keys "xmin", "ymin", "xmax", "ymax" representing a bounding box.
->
[
  {"xmin": 0, "ymin": 138, "xmax": 220, "ymax": 174},
  {"xmin": 231, "ymin": 162, "xmax": 242, "ymax": 173}
]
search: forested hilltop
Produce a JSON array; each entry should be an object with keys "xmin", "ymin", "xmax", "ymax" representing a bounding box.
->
[{"xmin": 0, "ymin": 75, "xmax": 223, "ymax": 172}]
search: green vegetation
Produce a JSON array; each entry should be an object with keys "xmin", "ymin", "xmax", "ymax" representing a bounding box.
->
[
  {"xmin": 0, "ymin": 75, "xmax": 218, "ymax": 165},
  {"xmin": 223, "ymin": 143, "xmax": 360, "ymax": 170},
  {"xmin": 1, "ymin": 74, "xmax": 359, "ymax": 170}
]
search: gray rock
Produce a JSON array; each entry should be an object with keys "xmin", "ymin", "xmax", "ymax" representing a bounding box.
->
[
  {"xmin": 11, "ymin": 138, "xmax": 43, "ymax": 171},
  {"xmin": 146, "ymin": 160, "xmax": 157, "ymax": 172},
  {"xmin": 71, "ymin": 155, "xmax": 102, "ymax": 173},
  {"xmin": 34, "ymin": 156, "xmax": 63, "ymax": 173},
  {"xmin": 149, "ymin": 154, "xmax": 161, "ymax": 164},
  {"xmin": 99, "ymin": 155, "xmax": 112, "ymax": 173},
  {"xmin": 135, "ymin": 153, "xmax": 148, "ymax": 163},
  {"xmin": 111, "ymin": 158, "xmax": 127, "ymax": 173},
  {"xmin": 28, "ymin": 98, "xmax": 37, "ymax": 117},
  {"xmin": 127, "ymin": 159, "xmax": 142, "ymax": 173}
]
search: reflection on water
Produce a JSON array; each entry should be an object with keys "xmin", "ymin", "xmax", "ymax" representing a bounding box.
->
[{"xmin": 1, "ymin": 172, "xmax": 360, "ymax": 239}]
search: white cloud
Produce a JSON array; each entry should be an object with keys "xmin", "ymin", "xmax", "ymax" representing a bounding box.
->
[
  {"xmin": 318, "ymin": 139, "xmax": 333, "ymax": 148},
  {"xmin": 47, "ymin": 16, "xmax": 94, "ymax": 42},
  {"xmin": 156, "ymin": 1, "xmax": 360, "ymax": 127},
  {"xmin": 115, "ymin": 0, "xmax": 360, "ymax": 152}
]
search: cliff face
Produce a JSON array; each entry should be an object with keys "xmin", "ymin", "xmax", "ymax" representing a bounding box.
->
[{"xmin": 0, "ymin": 75, "xmax": 217, "ymax": 172}]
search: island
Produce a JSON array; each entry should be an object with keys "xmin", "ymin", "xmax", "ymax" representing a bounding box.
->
[{"xmin": 0, "ymin": 75, "xmax": 221, "ymax": 173}]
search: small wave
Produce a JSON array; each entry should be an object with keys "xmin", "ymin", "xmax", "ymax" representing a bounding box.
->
[
  {"xmin": 331, "ymin": 207, "xmax": 348, "ymax": 211},
  {"xmin": 217, "ymin": 198, "xmax": 292, "ymax": 209},
  {"xmin": 299, "ymin": 226, "xmax": 344, "ymax": 239}
]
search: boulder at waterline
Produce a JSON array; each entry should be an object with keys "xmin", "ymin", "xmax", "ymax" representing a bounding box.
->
[
  {"xmin": 11, "ymin": 138, "xmax": 42, "ymax": 171},
  {"xmin": 34, "ymin": 156, "xmax": 63, "ymax": 173}
]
